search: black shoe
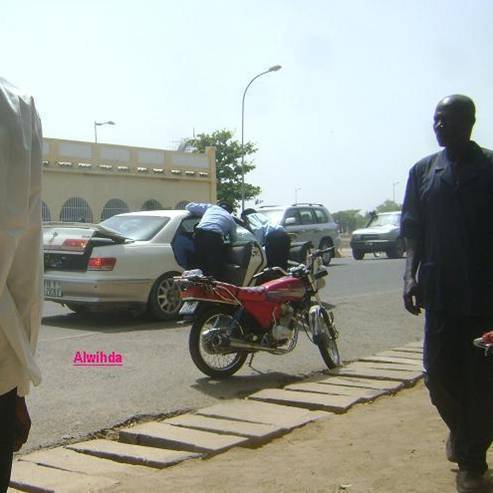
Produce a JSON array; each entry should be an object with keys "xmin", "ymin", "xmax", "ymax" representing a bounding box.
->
[
  {"xmin": 456, "ymin": 471, "xmax": 490, "ymax": 493},
  {"xmin": 446, "ymin": 433, "xmax": 458, "ymax": 463}
]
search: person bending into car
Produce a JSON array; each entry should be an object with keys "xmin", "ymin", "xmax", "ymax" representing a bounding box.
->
[
  {"xmin": 402, "ymin": 95, "xmax": 493, "ymax": 493},
  {"xmin": 186, "ymin": 202, "xmax": 236, "ymax": 280},
  {"xmin": 242, "ymin": 208, "xmax": 290, "ymax": 270}
]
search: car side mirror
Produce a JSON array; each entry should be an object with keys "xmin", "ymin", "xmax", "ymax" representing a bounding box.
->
[{"xmin": 284, "ymin": 217, "xmax": 297, "ymax": 226}]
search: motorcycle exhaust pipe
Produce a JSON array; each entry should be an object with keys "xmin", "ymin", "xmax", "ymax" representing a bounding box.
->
[{"xmin": 227, "ymin": 337, "xmax": 289, "ymax": 354}]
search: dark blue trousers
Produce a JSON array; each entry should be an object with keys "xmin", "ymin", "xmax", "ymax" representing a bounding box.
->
[{"xmin": 424, "ymin": 311, "xmax": 493, "ymax": 474}]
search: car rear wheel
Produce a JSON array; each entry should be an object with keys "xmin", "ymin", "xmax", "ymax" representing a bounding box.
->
[
  {"xmin": 352, "ymin": 249, "xmax": 364, "ymax": 260},
  {"xmin": 319, "ymin": 238, "xmax": 334, "ymax": 266},
  {"xmin": 148, "ymin": 272, "xmax": 182, "ymax": 320}
]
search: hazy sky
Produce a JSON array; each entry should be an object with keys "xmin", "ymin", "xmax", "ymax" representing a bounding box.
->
[{"xmin": 2, "ymin": 0, "xmax": 492, "ymax": 211}]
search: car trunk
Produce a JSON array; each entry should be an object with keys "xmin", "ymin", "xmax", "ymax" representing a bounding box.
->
[{"xmin": 43, "ymin": 223, "xmax": 129, "ymax": 272}]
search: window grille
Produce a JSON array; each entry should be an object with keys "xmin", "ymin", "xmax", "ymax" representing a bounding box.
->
[
  {"xmin": 141, "ymin": 199, "xmax": 163, "ymax": 211},
  {"xmin": 42, "ymin": 201, "xmax": 51, "ymax": 222},
  {"xmin": 60, "ymin": 197, "xmax": 94, "ymax": 223},
  {"xmin": 101, "ymin": 199, "xmax": 130, "ymax": 221}
]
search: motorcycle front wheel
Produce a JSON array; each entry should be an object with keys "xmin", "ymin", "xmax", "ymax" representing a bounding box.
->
[
  {"xmin": 316, "ymin": 308, "xmax": 341, "ymax": 369},
  {"xmin": 189, "ymin": 306, "xmax": 248, "ymax": 378}
]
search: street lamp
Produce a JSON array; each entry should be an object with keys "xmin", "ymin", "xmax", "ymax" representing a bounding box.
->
[
  {"xmin": 94, "ymin": 120, "xmax": 115, "ymax": 143},
  {"xmin": 241, "ymin": 65, "xmax": 282, "ymax": 211},
  {"xmin": 392, "ymin": 181, "xmax": 400, "ymax": 203}
]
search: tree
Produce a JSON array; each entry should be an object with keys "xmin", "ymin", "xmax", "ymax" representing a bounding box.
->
[
  {"xmin": 332, "ymin": 209, "xmax": 368, "ymax": 234},
  {"xmin": 375, "ymin": 200, "xmax": 401, "ymax": 213},
  {"xmin": 186, "ymin": 130, "xmax": 260, "ymax": 211}
]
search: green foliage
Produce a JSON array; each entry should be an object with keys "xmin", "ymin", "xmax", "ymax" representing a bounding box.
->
[
  {"xmin": 186, "ymin": 129, "xmax": 261, "ymax": 211},
  {"xmin": 332, "ymin": 209, "xmax": 368, "ymax": 234},
  {"xmin": 375, "ymin": 200, "xmax": 401, "ymax": 213}
]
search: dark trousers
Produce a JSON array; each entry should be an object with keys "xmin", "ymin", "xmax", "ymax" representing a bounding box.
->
[
  {"xmin": 194, "ymin": 229, "xmax": 226, "ymax": 280},
  {"xmin": 424, "ymin": 311, "xmax": 493, "ymax": 474},
  {"xmin": 265, "ymin": 230, "xmax": 290, "ymax": 270},
  {"xmin": 0, "ymin": 388, "xmax": 16, "ymax": 493}
]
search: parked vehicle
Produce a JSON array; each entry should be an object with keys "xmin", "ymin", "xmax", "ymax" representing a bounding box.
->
[
  {"xmin": 43, "ymin": 210, "xmax": 266, "ymax": 320},
  {"xmin": 257, "ymin": 203, "xmax": 340, "ymax": 266},
  {"xmin": 176, "ymin": 247, "xmax": 340, "ymax": 378},
  {"xmin": 350, "ymin": 211, "xmax": 404, "ymax": 260}
]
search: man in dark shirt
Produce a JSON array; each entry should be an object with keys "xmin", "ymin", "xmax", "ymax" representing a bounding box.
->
[{"xmin": 402, "ymin": 94, "xmax": 493, "ymax": 493}]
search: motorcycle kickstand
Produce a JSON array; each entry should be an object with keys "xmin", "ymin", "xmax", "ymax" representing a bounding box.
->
[{"xmin": 248, "ymin": 353, "xmax": 255, "ymax": 368}]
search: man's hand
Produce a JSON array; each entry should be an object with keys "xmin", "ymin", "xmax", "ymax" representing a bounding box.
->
[
  {"xmin": 403, "ymin": 277, "xmax": 422, "ymax": 315},
  {"xmin": 13, "ymin": 396, "xmax": 31, "ymax": 451}
]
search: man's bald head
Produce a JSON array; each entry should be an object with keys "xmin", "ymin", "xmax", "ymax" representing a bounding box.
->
[{"xmin": 433, "ymin": 95, "xmax": 476, "ymax": 149}]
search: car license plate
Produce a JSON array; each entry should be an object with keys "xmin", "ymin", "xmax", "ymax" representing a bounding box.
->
[
  {"xmin": 44, "ymin": 280, "xmax": 63, "ymax": 298},
  {"xmin": 179, "ymin": 301, "xmax": 199, "ymax": 316}
]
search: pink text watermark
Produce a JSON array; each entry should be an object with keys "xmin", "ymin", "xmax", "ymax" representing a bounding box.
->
[{"xmin": 73, "ymin": 351, "xmax": 123, "ymax": 367}]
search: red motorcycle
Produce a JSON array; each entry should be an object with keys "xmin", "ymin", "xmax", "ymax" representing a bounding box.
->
[{"xmin": 175, "ymin": 248, "xmax": 341, "ymax": 378}]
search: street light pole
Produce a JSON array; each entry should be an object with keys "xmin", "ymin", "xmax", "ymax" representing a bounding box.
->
[
  {"xmin": 94, "ymin": 120, "xmax": 116, "ymax": 143},
  {"xmin": 295, "ymin": 187, "xmax": 301, "ymax": 203},
  {"xmin": 241, "ymin": 65, "xmax": 282, "ymax": 212}
]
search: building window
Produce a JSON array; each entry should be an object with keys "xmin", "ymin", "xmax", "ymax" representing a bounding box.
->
[
  {"xmin": 42, "ymin": 201, "xmax": 51, "ymax": 222},
  {"xmin": 101, "ymin": 199, "xmax": 130, "ymax": 221},
  {"xmin": 60, "ymin": 197, "xmax": 94, "ymax": 223},
  {"xmin": 141, "ymin": 199, "xmax": 163, "ymax": 211},
  {"xmin": 175, "ymin": 200, "xmax": 189, "ymax": 209}
]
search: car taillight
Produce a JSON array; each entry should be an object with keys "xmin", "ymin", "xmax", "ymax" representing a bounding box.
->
[
  {"xmin": 88, "ymin": 257, "xmax": 116, "ymax": 271},
  {"xmin": 62, "ymin": 239, "xmax": 88, "ymax": 251}
]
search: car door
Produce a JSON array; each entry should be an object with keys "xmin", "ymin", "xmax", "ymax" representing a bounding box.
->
[{"xmin": 223, "ymin": 224, "xmax": 265, "ymax": 286}]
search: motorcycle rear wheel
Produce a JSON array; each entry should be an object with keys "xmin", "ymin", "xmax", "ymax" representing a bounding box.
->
[
  {"xmin": 189, "ymin": 306, "xmax": 248, "ymax": 378},
  {"xmin": 316, "ymin": 308, "xmax": 341, "ymax": 369}
]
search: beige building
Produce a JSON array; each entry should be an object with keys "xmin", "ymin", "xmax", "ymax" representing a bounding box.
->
[{"xmin": 41, "ymin": 138, "xmax": 216, "ymax": 222}]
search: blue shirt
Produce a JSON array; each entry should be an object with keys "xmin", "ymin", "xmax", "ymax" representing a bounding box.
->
[
  {"xmin": 186, "ymin": 203, "xmax": 237, "ymax": 239},
  {"xmin": 245, "ymin": 212, "xmax": 286, "ymax": 245}
]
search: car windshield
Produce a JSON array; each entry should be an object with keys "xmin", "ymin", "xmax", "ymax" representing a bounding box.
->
[
  {"xmin": 367, "ymin": 213, "xmax": 400, "ymax": 227},
  {"xmin": 258, "ymin": 209, "xmax": 284, "ymax": 225},
  {"xmin": 100, "ymin": 215, "xmax": 170, "ymax": 240}
]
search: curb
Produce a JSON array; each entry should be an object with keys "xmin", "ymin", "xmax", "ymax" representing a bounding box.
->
[{"xmin": 9, "ymin": 341, "xmax": 424, "ymax": 493}]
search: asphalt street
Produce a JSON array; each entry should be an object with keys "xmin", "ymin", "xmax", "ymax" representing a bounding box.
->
[{"xmin": 23, "ymin": 255, "xmax": 422, "ymax": 454}]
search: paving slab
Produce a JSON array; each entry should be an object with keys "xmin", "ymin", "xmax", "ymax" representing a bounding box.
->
[
  {"xmin": 10, "ymin": 460, "xmax": 118, "ymax": 493},
  {"xmin": 67, "ymin": 439, "xmax": 200, "ymax": 469},
  {"xmin": 196, "ymin": 399, "xmax": 331, "ymax": 429},
  {"xmin": 164, "ymin": 414, "xmax": 284, "ymax": 442},
  {"xmin": 248, "ymin": 388, "xmax": 360, "ymax": 413},
  {"xmin": 392, "ymin": 346, "xmax": 424, "ymax": 354},
  {"xmin": 347, "ymin": 361, "xmax": 424, "ymax": 373},
  {"xmin": 20, "ymin": 447, "xmax": 152, "ymax": 479},
  {"xmin": 330, "ymin": 366, "xmax": 423, "ymax": 382},
  {"xmin": 360, "ymin": 355, "xmax": 424, "ymax": 367},
  {"xmin": 315, "ymin": 375, "xmax": 405, "ymax": 391},
  {"xmin": 377, "ymin": 350, "xmax": 423, "ymax": 361},
  {"xmin": 119, "ymin": 421, "xmax": 248, "ymax": 455},
  {"xmin": 284, "ymin": 381, "xmax": 385, "ymax": 400}
]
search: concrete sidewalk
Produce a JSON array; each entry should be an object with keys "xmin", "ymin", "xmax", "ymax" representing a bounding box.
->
[
  {"xmin": 9, "ymin": 342, "xmax": 492, "ymax": 492},
  {"xmin": 100, "ymin": 381, "xmax": 493, "ymax": 493}
]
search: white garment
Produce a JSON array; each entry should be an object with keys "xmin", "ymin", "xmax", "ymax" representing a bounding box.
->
[{"xmin": 0, "ymin": 77, "xmax": 43, "ymax": 397}]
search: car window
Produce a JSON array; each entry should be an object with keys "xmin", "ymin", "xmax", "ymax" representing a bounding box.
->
[
  {"xmin": 299, "ymin": 208, "xmax": 315, "ymax": 225},
  {"xmin": 283, "ymin": 208, "xmax": 301, "ymax": 226},
  {"xmin": 100, "ymin": 215, "xmax": 170, "ymax": 240},
  {"xmin": 367, "ymin": 213, "xmax": 401, "ymax": 227},
  {"xmin": 258, "ymin": 208, "xmax": 284, "ymax": 225},
  {"xmin": 233, "ymin": 224, "xmax": 257, "ymax": 243},
  {"xmin": 179, "ymin": 217, "xmax": 201, "ymax": 234},
  {"xmin": 313, "ymin": 208, "xmax": 328, "ymax": 223}
]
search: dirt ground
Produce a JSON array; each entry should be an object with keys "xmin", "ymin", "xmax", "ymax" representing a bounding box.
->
[{"xmin": 103, "ymin": 381, "xmax": 493, "ymax": 493}]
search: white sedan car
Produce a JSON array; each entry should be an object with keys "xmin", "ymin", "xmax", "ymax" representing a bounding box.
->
[{"xmin": 43, "ymin": 210, "xmax": 266, "ymax": 320}]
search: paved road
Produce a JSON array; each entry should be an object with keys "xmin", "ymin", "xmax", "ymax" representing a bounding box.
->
[{"xmin": 24, "ymin": 255, "xmax": 422, "ymax": 453}]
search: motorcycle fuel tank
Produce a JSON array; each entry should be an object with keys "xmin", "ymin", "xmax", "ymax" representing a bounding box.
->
[{"xmin": 263, "ymin": 276, "xmax": 305, "ymax": 302}]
